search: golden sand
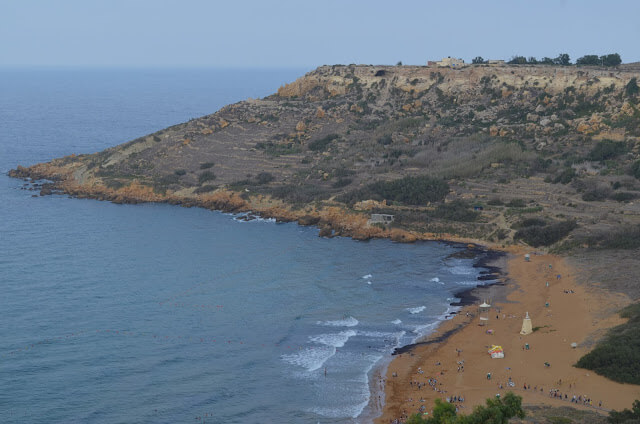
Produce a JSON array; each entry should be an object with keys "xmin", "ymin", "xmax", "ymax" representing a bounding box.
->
[{"xmin": 375, "ymin": 248, "xmax": 640, "ymax": 423}]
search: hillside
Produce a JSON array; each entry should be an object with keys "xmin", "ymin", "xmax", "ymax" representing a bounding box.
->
[{"xmin": 10, "ymin": 63, "xmax": 640, "ymax": 248}]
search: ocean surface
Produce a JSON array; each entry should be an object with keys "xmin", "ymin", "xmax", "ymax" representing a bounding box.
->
[{"xmin": 0, "ymin": 68, "xmax": 491, "ymax": 423}]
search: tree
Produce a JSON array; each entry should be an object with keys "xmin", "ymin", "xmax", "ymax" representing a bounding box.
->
[
  {"xmin": 539, "ymin": 57, "xmax": 555, "ymax": 65},
  {"xmin": 601, "ymin": 53, "xmax": 622, "ymax": 67},
  {"xmin": 405, "ymin": 392, "xmax": 524, "ymax": 424},
  {"xmin": 577, "ymin": 55, "xmax": 600, "ymax": 66},
  {"xmin": 608, "ymin": 399, "xmax": 640, "ymax": 424},
  {"xmin": 554, "ymin": 53, "xmax": 571, "ymax": 66},
  {"xmin": 626, "ymin": 78, "xmax": 639, "ymax": 97},
  {"xmin": 397, "ymin": 61, "xmax": 403, "ymax": 66},
  {"xmin": 472, "ymin": 56, "xmax": 486, "ymax": 64},
  {"xmin": 528, "ymin": 57, "xmax": 538, "ymax": 64},
  {"xmin": 507, "ymin": 56, "xmax": 527, "ymax": 65}
]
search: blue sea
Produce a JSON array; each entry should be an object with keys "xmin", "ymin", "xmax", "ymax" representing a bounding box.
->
[{"xmin": 0, "ymin": 68, "xmax": 490, "ymax": 423}]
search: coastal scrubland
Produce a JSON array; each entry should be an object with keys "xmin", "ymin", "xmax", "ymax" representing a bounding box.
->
[{"xmin": 10, "ymin": 62, "xmax": 640, "ymax": 420}]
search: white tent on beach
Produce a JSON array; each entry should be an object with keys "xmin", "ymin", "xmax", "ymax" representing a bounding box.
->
[
  {"xmin": 479, "ymin": 301, "xmax": 491, "ymax": 326},
  {"xmin": 520, "ymin": 312, "xmax": 533, "ymax": 335}
]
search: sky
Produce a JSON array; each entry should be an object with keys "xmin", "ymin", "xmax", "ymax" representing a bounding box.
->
[{"xmin": 2, "ymin": 0, "xmax": 639, "ymax": 68}]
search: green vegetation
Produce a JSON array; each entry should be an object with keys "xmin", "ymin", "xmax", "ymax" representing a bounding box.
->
[
  {"xmin": 514, "ymin": 219, "xmax": 577, "ymax": 247},
  {"xmin": 585, "ymin": 225, "xmax": 640, "ymax": 250},
  {"xmin": 339, "ymin": 175, "xmax": 449, "ymax": 206},
  {"xmin": 576, "ymin": 53, "xmax": 622, "ymax": 67},
  {"xmin": 576, "ymin": 303, "xmax": 640, "ymax": 385},
  {"xmin": 255, "ymin": 172, "xmax": 274, "ymax": 185},
  {"xmin": 174, "ymin": 169, "xmax": 186, "ymax": 176},
  {"xmin": 430, "ymin": 200, "xmax": 480, "ymax": 222},
  {"xmin": 198, "ymin": 171, "xmax": 217, "ymax": 184},
  {"xmin": 199, "ymin": 162, "xmax": 215, "ymax": 169},
  {"xmin": 471, "ymin": 56, "xmax": 486, "ymax": 64},
  {"xmin": 626, "ymin": 78, "xmax": 639, "ymax": 97},
  {"xmin": 608, "ymin": 400, "xmax": 640, "ymax": 424},
  {"xmin": 308, "ymin": 134, "xmax": 339, "ymax": 151},
  {"xmin": 194, "ymin": 184, "xmax": 217, "ymax": 194},
  {"xmin": 255, "ymin": 141, "xmax": 301, "ymax": 157},
  {"xmin": 406, "ymin": 392, "xmax": 524, "ymax": 424},
  {"xmin": 587, "ymin": 140, "xmax": 629, "ymax": 162}
]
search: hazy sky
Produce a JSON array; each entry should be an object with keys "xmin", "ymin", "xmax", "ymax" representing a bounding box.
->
[{"xmin": 2, "ymin": 0, "xmax": 638, "ymax": 68}]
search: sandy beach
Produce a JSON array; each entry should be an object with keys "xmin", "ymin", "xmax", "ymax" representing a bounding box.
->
[{"xmin": 376, "ymin": 247, "xmax": 640, "ymax": 423}]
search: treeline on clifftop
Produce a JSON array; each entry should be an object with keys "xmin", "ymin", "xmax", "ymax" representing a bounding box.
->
[
  {"xmin": 576, "ymin": 302, "xmax": 640, "ymax": 385},
  {"xmin": 499, "ymin": 52, "xmax": 622, "ymax": 67}
]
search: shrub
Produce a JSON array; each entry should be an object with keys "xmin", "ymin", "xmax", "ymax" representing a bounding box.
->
[
  {"xmin": 430, "ymin": 200, "xmax": 480, "ymax": 222},
  {"xmin": 255, "ymin": 172, "xmax": 274, "ymax": 185},
  {"xmin": 194, "ymin": 185, "xmax": 217, "ymax": 194},
  {"xmin": 174, "ymin": 169, "xmax": 186, "ymax": 176},
  {"xmin": 514, "ymin": 219, "xmax": 577, "ymax": 247},
  {"xmin": 626, "ymin": 78, "xmax": 640, "ymax": 97},
  {"xmin": 506, "ymin": 198, "xmax": 526, "ymax": 208},
  {"xmin": 340, "ymin": 175, "xmax": 449, "ymax": 206},
  {"xmin": 308, "ymin": 134, "xmax": 339, "ymax": 151},
  {"xmin": 587, "ymin": 225, "xmax": 640, "ymax": 249},
  {"xmin": 588, "ymin": 140, "xmax": 629, "ymax": 162},
  {"xmin": 576, "ymin": 303, "xmax": 640, "ymax": 385},
  {"xmin": 331, "ymin": 178, "xmax": 352, "ymax": 188},
  {"xmin": 270, "ymin": 184, "xmax": 331, "ymax": 204},
  {"xmin": 198, "ymin": 171, "xmax": 217, "ymax": 184},
  {"xmin": 199, "ymin": 162, "xmax": 215, "ymax": 169}
]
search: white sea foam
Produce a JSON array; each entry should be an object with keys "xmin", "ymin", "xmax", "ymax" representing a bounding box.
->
[
  {"xmin": 281, "ymin": 346, "xmax": 335, "ymax": 372},
  {"xmin": 310, "ymin": 330, "xmax": 357, "ymax": 348},
  {"xmin": 362, "ymin": 274, "xmax": 372, "ymax": 279},
  {"xmin": 430, "ymin": 277, "xmax": 440, "ymax": 282},
  {"xmin": 406, "ymin": 305, "xmax": 426, "ymax": 314},
  {"xmin": 391, "ymin": 319, "xmax": 402, "ymax": 325},
  {"xmin": 317, "ymin": 316, "xmax": 359, "ymax": 327},
  {"xmin": 449, "ymin": 265, "xmax": 474, "ymax": 275}
]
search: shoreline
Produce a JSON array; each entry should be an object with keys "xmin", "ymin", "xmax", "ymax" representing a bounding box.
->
[
  {"xmin": 7, "ymin": 172, "xmax": 640, "ymax": 422},
  {"xmin": 360, "ymin": 245, "xmax": 506, "ymax": 422},
  {"xmin": 374, "ymin": 247, "xmax": 640, "ymax": 423}
]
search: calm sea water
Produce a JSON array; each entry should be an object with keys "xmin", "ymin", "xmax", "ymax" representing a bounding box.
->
[{"xmin": 0, "ymin": 68, "xmax": 488, "ymax": 423}]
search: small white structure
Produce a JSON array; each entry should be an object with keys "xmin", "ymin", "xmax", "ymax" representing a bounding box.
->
[
  {"xmin": 520, "ymin": 312, "xmax": 533, "ymax": 335},
  {"xmin": 479, "ymin": 301, "xmax": 491, "ymax": 326}
]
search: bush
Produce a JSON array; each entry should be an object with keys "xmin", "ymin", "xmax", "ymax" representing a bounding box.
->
[
  {"xmin": 174, "ymin": 169, "xmax": 186, "ymax": 176},
  {"xmin": 194, "ymin": 185, "xmax": 217, "ymax": 194},
  {"xmin": 588, "ymin": 140, "xmax": 629, "ymax": 162},
  {"xmin": 198, "ymin": 171, "xmax": 217, "ymax": 184},
  {"xmin": 626, "ymin": 77, "xmax": 640, "ymax": 97},
  {"xmin": 506, "ymin": 198, "xmax": 526, "ymax": 208},
  {"xmin": 255, "ymin": 172, "xmax": 274, "ymax": 185},
  {"xmin": 308, "ymin": 134, "xmax": 339, "ymax": 151},
  {"xmin": 340, "ymin": 175, "xmax": 449, "ymax": 206},
  {"xmin": 430, "ymin": 200, "xmax": 480, "ymax": 222},
  {"xmin": 331, "ymin": 177, "xmax": 352, "ymax": 188},
  {"xmin": 576, "ymin": 303, "xmax": 640, "ymax": 385},
  {"xmin": 199, "ymin": 162, "xmax": 215, "ymax": 170},
  {"xmin": 514, "ymin": 219, "xmax": 577, "ymax": 247},
  {"xmin": 587, "ymin": 225, "xmax": 640, "ymax": 249}
]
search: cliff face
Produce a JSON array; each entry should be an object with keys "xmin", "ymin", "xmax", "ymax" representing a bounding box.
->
[{"xmin": 10, "ymin": 64, "xmax": 640, "ymax": 246}]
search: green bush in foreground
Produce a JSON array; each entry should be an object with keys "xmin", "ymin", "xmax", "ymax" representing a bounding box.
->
[
  {"xmin": 576, "ymin": 303, "xmax": 640, "ymax": 385},
  {"xmin": 406, "ymin": 392, "xmax": 524, "ymax": 424},
  {"xmin": 609, "ymin": 400, "xmax": 640, "ymax": 424}
]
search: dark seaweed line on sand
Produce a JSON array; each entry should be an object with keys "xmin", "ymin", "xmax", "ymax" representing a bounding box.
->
[{"xmin": 392, "ymin": 246, "xmax": 507, "ymax": 355}]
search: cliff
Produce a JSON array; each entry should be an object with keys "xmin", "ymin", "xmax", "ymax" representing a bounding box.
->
[{"xmin": 10, "ymin": 63, "xmax": 640, "ymax": 248}]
